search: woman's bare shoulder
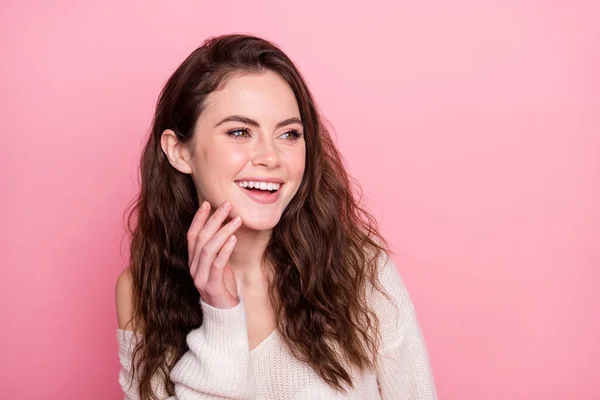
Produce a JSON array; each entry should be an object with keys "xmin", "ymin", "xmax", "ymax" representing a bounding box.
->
[{"xmin": 115, "ymin": 267, "xmax": 136, "ymax": 330}]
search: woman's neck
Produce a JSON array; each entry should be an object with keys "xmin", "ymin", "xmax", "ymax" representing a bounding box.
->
[{"xmin": 227, "ymin": 225, "xmax": 272, "ymax": 291}]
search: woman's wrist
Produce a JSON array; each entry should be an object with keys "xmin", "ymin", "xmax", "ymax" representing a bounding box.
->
[{"xmin": 189, "ymin": 297, "xmax": 247, "ymax": 350}]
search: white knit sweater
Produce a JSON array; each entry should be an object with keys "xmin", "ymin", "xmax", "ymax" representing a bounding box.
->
[{"xmin": 116, "ymin": 254, "xmax": 437, "ymax": 399}]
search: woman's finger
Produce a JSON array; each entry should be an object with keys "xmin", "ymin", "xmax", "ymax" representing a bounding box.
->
[
  {"xmin": 197, "ymin": 201, "xmax": 233, "ymax": 243},
  {"xmin": 189, "ymin": 201, "xmax": 230, "ymax": 277},
  {"xmin": 187, "ymin": 201, "xmax": 211, "ymax": 261},
  {"xmin": 204, "ymin": 235, "xmax": 238, "ymax": 306},
  {"xmin": 193, "ymin": 215, "xmax": 242, "ymax": 288}
]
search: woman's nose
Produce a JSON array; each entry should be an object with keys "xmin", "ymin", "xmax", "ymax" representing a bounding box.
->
[{"xmin": 251, "ymin": 140, "xmax": 280, "ymax": 168}]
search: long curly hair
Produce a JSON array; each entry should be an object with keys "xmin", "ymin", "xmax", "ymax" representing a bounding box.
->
[{"xmin": 124, "ymin": 33, "xmax": 390, "ymax": 399}]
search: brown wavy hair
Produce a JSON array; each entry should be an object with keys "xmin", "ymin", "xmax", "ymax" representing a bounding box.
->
[{"xmin": 124, "ymin": 33, "xmax": 390, "ymax": 399}]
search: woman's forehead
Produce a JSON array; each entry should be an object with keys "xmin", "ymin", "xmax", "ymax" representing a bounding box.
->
[{"xmin": 200, "ymin": 72, "xmax": 301, "ymax": 126}]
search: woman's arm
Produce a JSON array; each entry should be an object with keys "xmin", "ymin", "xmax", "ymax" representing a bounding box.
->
[
  {"xmin": 116, "ymin": 269, "xmax": 256, "ymax": 400},
  {"xmin": 371, "ymin": 254, "xmax": 437, "ymax": 399},
  {"xmin": 375, "ymin": 311, "xmax": 437, "ymax": 399},
  {"xmin": 117, "ymin": 329, "xmax": 171, "ymax": 400},
  {"xmin": 169, "ymin": 299, "xmax": 256, "ymax": 399},
  {"xmin": 116, "ymin": 268, "xmax": 171, "ymax": 399}
]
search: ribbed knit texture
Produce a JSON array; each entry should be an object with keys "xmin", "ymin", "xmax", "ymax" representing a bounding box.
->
[{"xmin": 117, "ymin": 254, "xmax": 437, "ymax": 399}]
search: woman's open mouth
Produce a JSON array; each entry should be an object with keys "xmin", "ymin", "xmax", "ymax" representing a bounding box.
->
[{"xmin": 235, "ymin": 180, "xmax": 283, "ymax": 204}]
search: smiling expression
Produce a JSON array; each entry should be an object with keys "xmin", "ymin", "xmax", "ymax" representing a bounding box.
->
[{"xmin": 183, "ymin": 71, "xmax": 306, "ymax": 231}]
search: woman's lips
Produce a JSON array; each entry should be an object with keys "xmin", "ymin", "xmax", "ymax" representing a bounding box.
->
[{"xmin": 237, "ymin": 184, "xmax": 283, "ymax": 204}]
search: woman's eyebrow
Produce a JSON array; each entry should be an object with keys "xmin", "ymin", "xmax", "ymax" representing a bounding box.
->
[
  {"xmin": 214, "ymin": 115, "xmax": 303, "ymax": 129},
  {"xmin": 215, "ymin": 115, "xmax": 259, "ymax": 128},
  {"xmin": 275, "ymin": 117, "xmax": 303, "ymax": 129}
]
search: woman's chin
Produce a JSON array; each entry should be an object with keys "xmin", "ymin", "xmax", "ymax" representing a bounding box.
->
[{"xmin": 237, "ymin": 216, "xmax": 280, "ymax": 232}]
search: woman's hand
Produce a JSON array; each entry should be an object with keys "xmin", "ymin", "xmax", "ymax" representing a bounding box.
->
[{"xmin": 187, "ymin": 200, "xmax": 241, "ymax": 309}]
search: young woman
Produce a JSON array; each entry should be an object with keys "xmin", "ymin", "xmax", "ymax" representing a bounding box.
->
[{"xmin": 115, "ymin": 34, "xmax": 437, "ymax": 399}]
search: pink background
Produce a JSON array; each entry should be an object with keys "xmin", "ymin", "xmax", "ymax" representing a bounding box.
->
[{"xmin": 1, "ymin": 1, "xmax": 599, "ymax": 399}]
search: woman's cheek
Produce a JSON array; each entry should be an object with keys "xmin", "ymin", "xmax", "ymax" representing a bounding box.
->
[{"xmin": 227, "ymin": 148, "xmax": 249, "ymax": 167}]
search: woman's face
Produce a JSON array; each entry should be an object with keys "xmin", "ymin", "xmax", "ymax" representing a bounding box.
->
[{"xmin": 187, "ymin": 71, "xmax": 306, "ymax": 231}]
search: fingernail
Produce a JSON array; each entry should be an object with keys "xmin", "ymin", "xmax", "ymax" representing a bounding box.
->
[
  {"xmin": 223, "ymin": 201, "xmax": 231, "ymax": 210},
  {"xmin": 229, "ymin": 235, "xmax": 237, "ymax": 243},
  {"xmin": 233, "ymin": 216, "xmax": 242, "ymax": 225}
]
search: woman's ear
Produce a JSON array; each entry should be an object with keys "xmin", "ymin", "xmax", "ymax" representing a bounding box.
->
[{"xmin": 160, "ymin": 129, "xmax": 193, "ymax": 174}]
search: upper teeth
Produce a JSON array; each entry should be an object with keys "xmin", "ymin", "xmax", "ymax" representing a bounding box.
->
[{"xmin": 236, "ymin": 181, "xmax": 281, "ymax": 191}]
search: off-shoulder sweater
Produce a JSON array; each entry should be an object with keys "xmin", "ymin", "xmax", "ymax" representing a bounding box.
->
[{"xmin": 116, "ymin": 254, "xmax": 437, "ymax": 399}]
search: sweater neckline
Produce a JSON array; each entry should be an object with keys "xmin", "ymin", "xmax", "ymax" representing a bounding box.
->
[{"xmin": 250, "ymin": 328, "xmax": 278, "ymax": 354}]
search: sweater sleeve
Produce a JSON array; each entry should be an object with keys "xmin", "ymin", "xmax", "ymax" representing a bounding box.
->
[
  {"xmin": 371, "ymin": 253, "xmax": 437, "ymax": 399},
  {"xmin": 170, "ymin": 298, "xmax": 256, "ymax": 399},
  {"xmin": 117, "ymin": 329, "xmax": 170, "ymax": 399},
  {"xmin": 117, "ymin": 298, "xmax": 256, "ymax": 400}
]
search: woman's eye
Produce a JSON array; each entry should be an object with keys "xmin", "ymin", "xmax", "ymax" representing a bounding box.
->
[
  {"xmin": 280, "ymin": 130, "xmax": 303, "ymax": 140},
  {"xmin": 227, "ymin": 128, "xmax": 250, "ymax": 138}
]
